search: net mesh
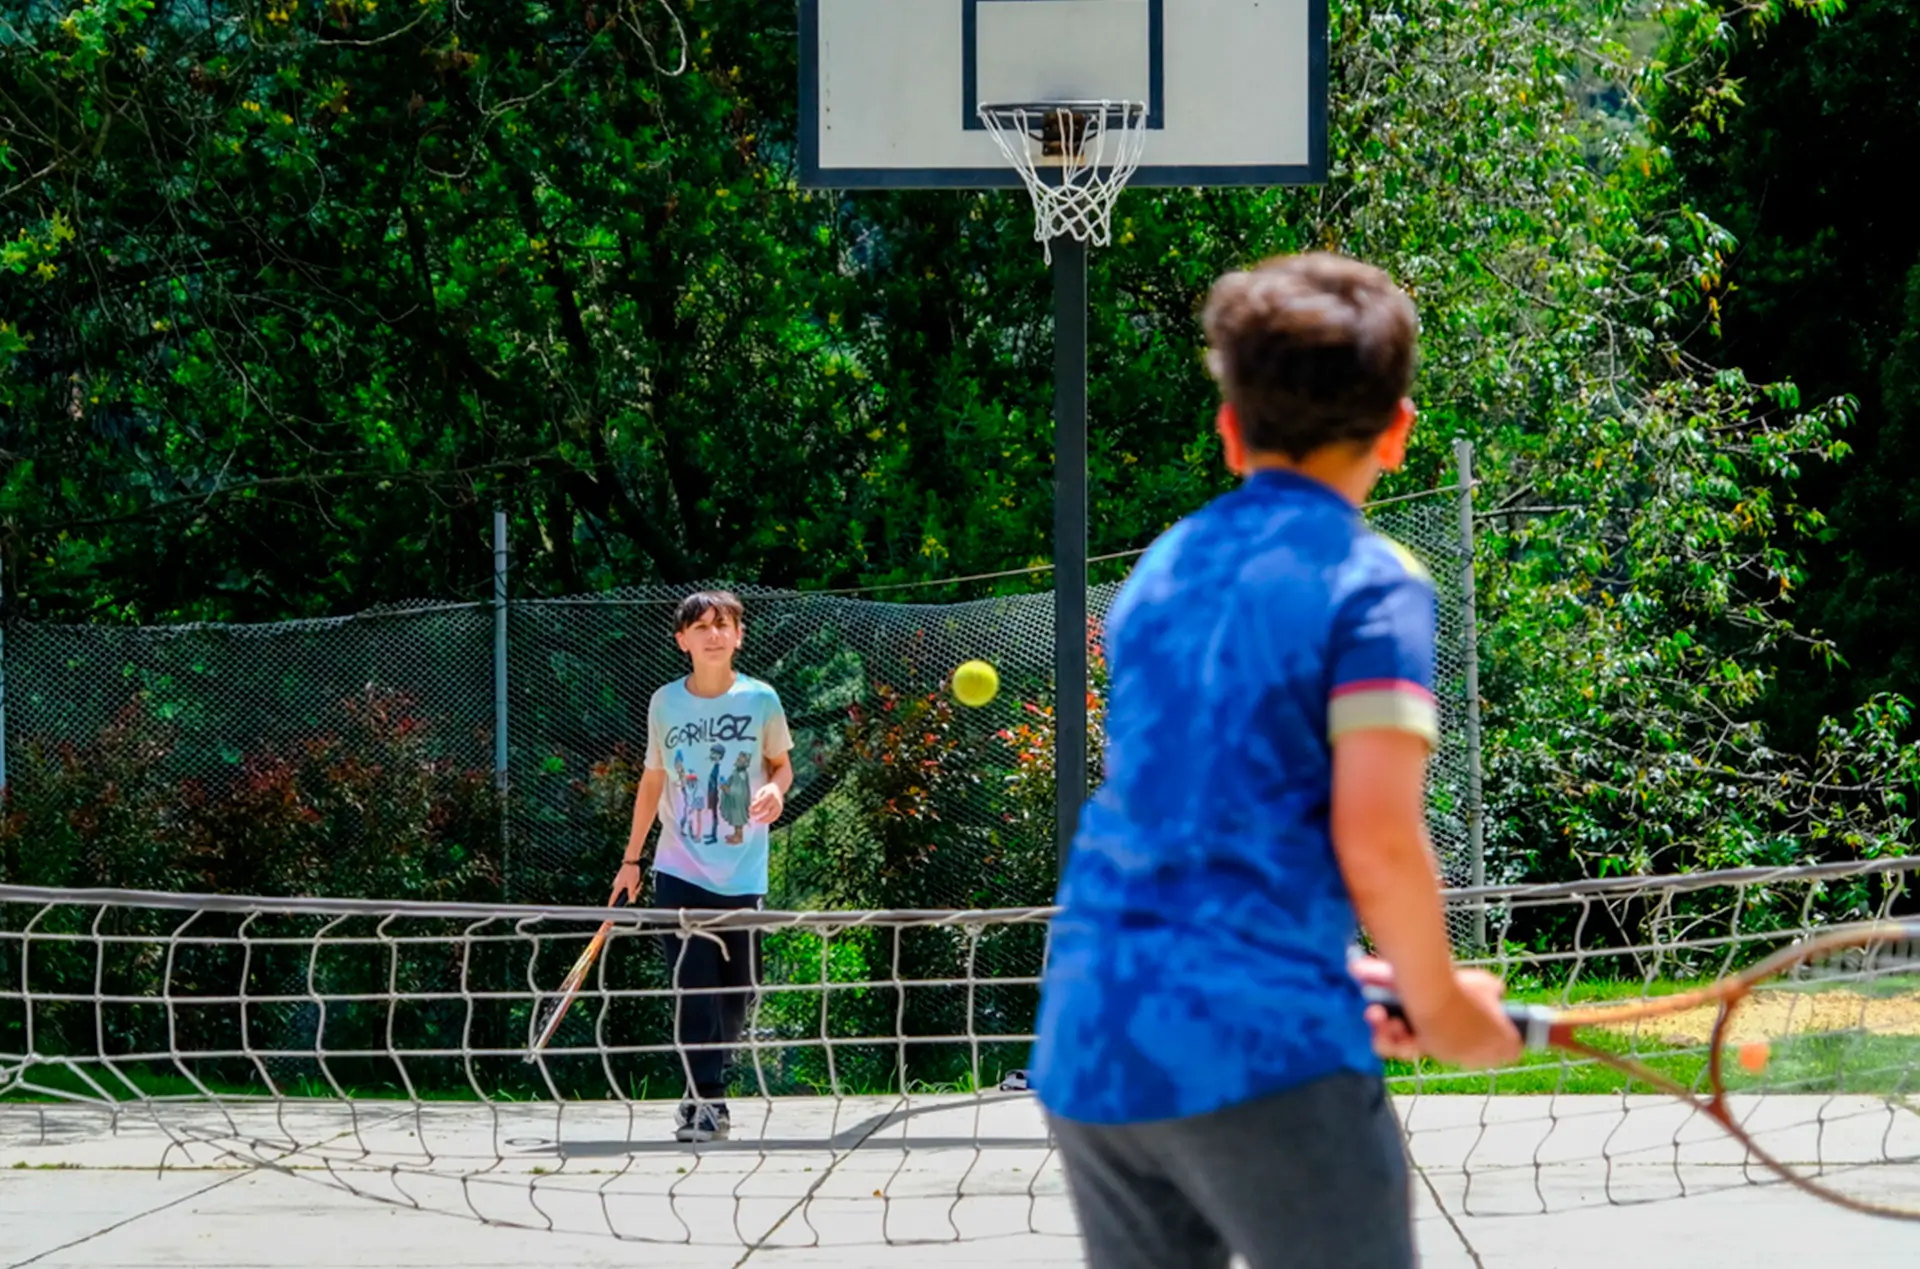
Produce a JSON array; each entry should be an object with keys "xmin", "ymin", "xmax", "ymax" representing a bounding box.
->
[
  {"xmin": 977, "ymin": 101, "xmax": 1149, "ymax": 262},
  {"xmin": 0, "ymin": 489, "xmax": 1483, "ymax": 947},
  {"xmin": 2, "ymin": 857, "xmax": 1914, "ymax": 1249}
]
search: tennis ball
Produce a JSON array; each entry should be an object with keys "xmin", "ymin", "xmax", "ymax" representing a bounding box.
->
[
  {"xmin": 1738, "ymin": 1040, "xmax": 1770, "ymax": 1074},
  {"xmin": 951, "ymin": 660, "xmax": 1000, "ymax": 708}
]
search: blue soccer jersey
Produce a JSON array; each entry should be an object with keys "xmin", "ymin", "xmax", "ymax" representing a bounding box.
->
[{"xmin": 1031, "ymin": 468, "xmax": 1439, "ymax": 1125}]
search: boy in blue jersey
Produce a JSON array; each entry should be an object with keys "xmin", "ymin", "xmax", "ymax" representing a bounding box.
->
[
  {"xmin": 1031, "ymin": 254, "xmax": 1521, "ymax": 1268},
  {"xmin": 609, "ymin": 590, "xmax": 793, "ymax": 1142}
]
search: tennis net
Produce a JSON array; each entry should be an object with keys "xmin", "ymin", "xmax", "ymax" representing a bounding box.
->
[{"xmin": 3, "ymin": 856, "xmax": 1915, "ymax": 1247}]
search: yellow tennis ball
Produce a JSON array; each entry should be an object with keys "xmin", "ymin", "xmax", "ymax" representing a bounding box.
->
[
  {"xmin": 1738, "ymin": 1041, "xmax": 1770, "ymax": 1074},
  {"xmin": 951, "ymin": 660, "xmax": 1000, "ymax": 708}
]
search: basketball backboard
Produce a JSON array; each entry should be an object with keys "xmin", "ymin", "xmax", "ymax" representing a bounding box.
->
[{"xmin": 798, "ymin": 0, "xmax": 1327, "ymax": 189}]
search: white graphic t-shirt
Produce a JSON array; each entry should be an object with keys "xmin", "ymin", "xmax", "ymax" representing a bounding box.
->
[{"xmin": 645, "ymin": 675, "xmax": 792, "ymax": 896}]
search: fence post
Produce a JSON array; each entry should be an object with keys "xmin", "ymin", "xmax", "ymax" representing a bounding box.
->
[
  {"xmin": 0, "ymin": 559, "xmax": 8, "ymax": 799},
  {"xmin": 1453, "ymin": 438, "xmax": 1487, "ymax": 954},
  {"xmin": 494, "ymin": 509, "xmax": 510, "ymax": 893}
]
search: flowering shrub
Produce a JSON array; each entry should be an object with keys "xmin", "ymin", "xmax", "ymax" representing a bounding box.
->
[
  {"xmin": 1000, "ymin": 633, "xmax": 1109, "ymax": 846},
  {"xmin": 0, "ymin": 687, "xmax": 504, "ymax": 902}
]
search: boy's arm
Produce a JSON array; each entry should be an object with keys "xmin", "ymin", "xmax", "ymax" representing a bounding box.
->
[
  {"xmin": 611, "ymin": 694, "xmax": 670, "ymax": 904},
  {"xmin": 1324, "ymin": 559, "xmax": 1518, "ymax": 1069},
  {"xmin": 624, "ymin": 768, "xmax": 668, "ymax": 864},
  {"xmin": 749, "ymin": 701, "xmax": 795, "ymax": 824},
  {"xmin": 610, "ymin": 768, "xmax": 667, "ymax": 904},
  {"xmin": 1330, "ymin": 729, "xmax": 1514, "ymax": 1067}
]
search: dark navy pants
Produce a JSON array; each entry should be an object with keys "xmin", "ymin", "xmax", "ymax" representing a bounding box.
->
[{"xmin": 652, "ymin": 870, "xmax": 760, "ymax": 1101}]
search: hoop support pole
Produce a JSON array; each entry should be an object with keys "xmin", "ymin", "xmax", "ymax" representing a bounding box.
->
[{"xmin": 1054, "ymin": 236, "xmax": 1089, "ymax": 881}]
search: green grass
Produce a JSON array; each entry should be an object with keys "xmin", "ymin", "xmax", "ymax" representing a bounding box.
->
[
  {"xmin": 11, "ymin": 1047, "xmax": 1705, "ymax": 1104},
  {"xmin": 1386, "ymin": 978, "xmax": 1920, "ymax": 1098},
  {"xmin": 10, "ymin": 975, "xmax": 1916, "ymax": 1105},
  {"xmin": 1380, "ymin": 975, "xmax": 1712, "ymax": 1096},
  {"xmin": 1385, "ymin": 1037, "xmax": 1713, "ymax": 1097},
  {"xmin": 1, "ymin": 1060, "xmax": 658, "ymax": 1105},
  {"xmin": 1720, "ymin": 1032, "xmax": 1920, "ymax": 1098},
  {"xmin": 1, "ymin": 1052, "xmax": 995, "ymax": 1105},
  {"xmin": 1499, "ymin": 977, "xmax": 1712, "ymax": 1007}
]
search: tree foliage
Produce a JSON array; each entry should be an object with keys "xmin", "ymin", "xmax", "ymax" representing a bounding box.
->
[
  {"xmin": 3, "ymin": 0, "xmax": 1915, "ymax": 888},
  {"xmin": 1663, "ymin": 0, "xmax": 1920, "ymax": 732}
]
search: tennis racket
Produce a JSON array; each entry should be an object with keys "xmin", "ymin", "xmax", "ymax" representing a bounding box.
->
[
  {"xmin": 525, "ymin": 893, "xmax": 632, "ymax": 1061},
  {"xmin": 1366, "ymin": 920, "xmax": 1920, "ymax": 1219}
]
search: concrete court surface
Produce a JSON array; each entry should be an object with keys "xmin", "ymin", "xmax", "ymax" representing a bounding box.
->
[{"xmin": 3, "ymin": 1093, "xmax": 1918, "ymax": 1268}]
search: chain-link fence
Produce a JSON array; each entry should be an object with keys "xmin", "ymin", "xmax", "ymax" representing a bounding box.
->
[{"xmin": 0, "ymin": 463, "xmax": 1484, "ymax": 944}]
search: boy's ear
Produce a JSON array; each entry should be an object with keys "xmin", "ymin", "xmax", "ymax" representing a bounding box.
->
[
  {"xmin": 1216, "ymin": 402, "xmax": 1248, "ymax": 476},
  {"xmin": 1371, "ymin": 399, "xmax": 1417, "ymax": 472}
]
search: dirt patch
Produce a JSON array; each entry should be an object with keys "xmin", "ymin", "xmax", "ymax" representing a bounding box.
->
[{"xmin": 1601, "ymin": 991, "xmax": 1920, "ymax": 1048}]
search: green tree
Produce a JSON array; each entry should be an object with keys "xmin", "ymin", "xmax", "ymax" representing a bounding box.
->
[
  {"xmin": 1664, "ymin": 0, "xmax": 1920, "ymax": 734},
  {"xmin": 5, "ymin": 0, "xmax": 1915, "ymax": 893},
  {"xmin": 2, "ymin": 0, "xmax": 863, "ymax": 613}
]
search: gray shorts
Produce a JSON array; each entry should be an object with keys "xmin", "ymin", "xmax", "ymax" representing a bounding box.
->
[{"xmin": 1046, "ymin": 1071, "xmax": 1414, "ymax": 1269}]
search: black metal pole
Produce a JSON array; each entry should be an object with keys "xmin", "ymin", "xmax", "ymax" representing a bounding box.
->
[
  {"xmin": 494, "ymin": 508, "xmax": 511, "ymax": 897},
  {"xmin": 1053, "ymin": 237, "xmax": 1089, "ymax": 882}
]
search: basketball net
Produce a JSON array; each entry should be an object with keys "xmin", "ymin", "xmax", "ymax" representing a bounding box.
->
[{"xmin": 977, "ymin": 101, "xmax": 1148, "ymax": 263}]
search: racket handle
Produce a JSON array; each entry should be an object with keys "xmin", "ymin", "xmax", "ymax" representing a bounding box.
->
[{"xmin": 1360, "ymin": 985, "xmax": 1555, "ymax": 1050}]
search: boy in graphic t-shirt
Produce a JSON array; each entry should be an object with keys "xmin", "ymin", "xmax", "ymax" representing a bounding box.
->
[{"xmin": 608, "ymin": 590, "xmax": 793, "ymax": 1142}]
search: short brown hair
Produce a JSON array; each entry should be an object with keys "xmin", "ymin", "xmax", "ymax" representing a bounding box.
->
[
  {"xmin": 673, "ymin": 589, "xmax": 745, "ymax": 632},
  {"xmin": 1201, "ymin": 253, "xmax": 1417, "ymax": 460}
]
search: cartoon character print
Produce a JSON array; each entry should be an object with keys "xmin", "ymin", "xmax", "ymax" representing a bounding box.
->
[
  {"xmin": 720, "ymin": 751, "xmax": 753, "ymax": 844},
  {"xmin": 673, "ymin": 751, "xmax": 697, "ymax": 837},
  {"xmin": 659, "ymin": 700, "xmax": 771, "ymax": 853},
  {"xmin": 704, "ymin": 744, "xmax": 726, "ymax": 845}
]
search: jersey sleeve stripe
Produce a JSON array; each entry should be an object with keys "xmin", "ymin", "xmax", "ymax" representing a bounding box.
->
[
  {"xmin": 1330, "ymin": 678, "xmax": 1435, "ymax": 703},
  {"xmin": 1327, "ymin": 687, "xmax": 1439, "ymax": 748},
  {"xmin": 1379, "ymin": 536, "xmax": 1432, "ymax": 582}
]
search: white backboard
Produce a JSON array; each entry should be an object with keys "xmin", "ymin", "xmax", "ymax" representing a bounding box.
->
[{"xmin": 799, "ymin": 0, "xmax": 1327, "ymax": 189}]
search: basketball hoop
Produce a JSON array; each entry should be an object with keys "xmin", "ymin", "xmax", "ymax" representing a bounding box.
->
[{"xmin": 977, "ymin": 100, "xmax": 1149, "ymax": 262}]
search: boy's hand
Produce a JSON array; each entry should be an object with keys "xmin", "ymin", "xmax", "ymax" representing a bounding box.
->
[
  {"xmin": 1350, "ymin": 955, "xmax": 1417, "ymax": 1059},
  {"xmin": 1420, "ymin": 970, "xmax": 1524, "ymax": 1068},
  {"xmin": 1357, "ymin": 960, "xmax": 1522, "ymax": 1068},
  {"xmin": 609, "ymin": 861, "xmax": 642, "ymax": 907},
  {"xmin": 749, "ymin": 783, "xmax": 784, "ymax": 825}
]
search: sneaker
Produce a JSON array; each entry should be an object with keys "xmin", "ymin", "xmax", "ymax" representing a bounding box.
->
[{"xmin": 674, "ymin": 1099, "xmax": 730, "ymax": 1143}]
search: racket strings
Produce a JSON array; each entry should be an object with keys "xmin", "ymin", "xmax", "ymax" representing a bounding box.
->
[
  {"xmin": 1424, "ymin": 866, "xmax": 1919, "ymax": 1220},
  {"xmin": 1712, "ymin": 929, "xmax": 1920, "ymax": 1214}
]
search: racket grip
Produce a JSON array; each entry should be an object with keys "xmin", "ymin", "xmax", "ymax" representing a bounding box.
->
[{"xmin": 1360, "ymin": 985, "xmax": 1555, "ymax": 1050}]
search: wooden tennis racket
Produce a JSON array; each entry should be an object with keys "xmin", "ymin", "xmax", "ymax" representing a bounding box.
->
[
  {"xmin": 1367, "ymin": 920, "xmax": 1920, "ymax": 1219},
  {"xmin": 524, "ymin": 893, "xmax": 631, "ymax": 1062}
]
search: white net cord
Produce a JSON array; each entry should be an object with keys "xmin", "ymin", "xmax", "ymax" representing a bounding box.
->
[{"xmin": 977, "ymin": 101, "xmax": 1149, "ymax": 263}]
